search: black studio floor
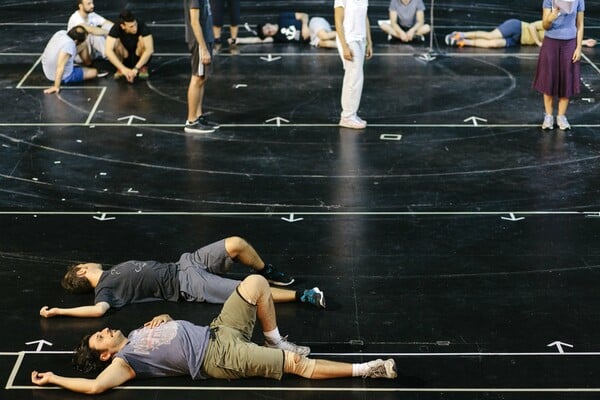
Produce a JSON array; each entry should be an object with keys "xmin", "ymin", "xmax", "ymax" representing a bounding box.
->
[{"xmin": 2, "ymin": 1, "xmax": 600, "ymax": 399}]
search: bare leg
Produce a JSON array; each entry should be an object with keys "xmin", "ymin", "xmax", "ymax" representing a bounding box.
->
[
  {"xmin": 187, "ymin": 74, "xmax": 206, "ymax": 121},
  {"xmin": 462, "ymin": 38, "xmax": 508, "ymax": 48},
  {"xmin": 237, "ymin": 274, "xmax": 276, "ymax": 331},
  {"xmin": 213, "ymin": 25, "xmax": 222, "ymax": 41},
  {"xmin": 416, "ymin": 24, "xmax": 431, "ymax": 36},
  {"xmin": 543, "ymin": 94, "xmax": 554, "ymax": 116},
  {"xmin": 270, "ymin": 287, "xmax": 296, "ymax": 303},
  {"xmin": 230, "ymin": 25, "xmax": 238, "ymax": 41},
  {"xmin": 557, "ymin": 97, "xmax": 569, "ymax": 116},
  {"xmin": 224, "ymin": 236, "xmax": 265, "ymax": 270},
  {"xmin": 309, "ymin": 359, "xmax": 353, "ymax": 379},
  {"xmin": 82, "ymin": 67, "xmax": 99, "ymax": 80},
  {"xmin": 464, "ymin": 28, "xmax": 503, "ymax": 40}
]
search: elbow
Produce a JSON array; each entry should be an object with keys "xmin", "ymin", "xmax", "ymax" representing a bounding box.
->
[{"xmin": 86, "ymin": 383, "xmax": 108, "ymax": 394}]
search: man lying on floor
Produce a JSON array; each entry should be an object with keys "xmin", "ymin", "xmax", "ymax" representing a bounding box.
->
[{"xmin": 32, "ymin": 275, "xmax": 396, "ymax": 393}]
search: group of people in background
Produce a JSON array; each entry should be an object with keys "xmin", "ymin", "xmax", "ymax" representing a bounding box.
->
[{"xmin": 40, "ymin": 0, "xmax": 592, "ymax": 133}]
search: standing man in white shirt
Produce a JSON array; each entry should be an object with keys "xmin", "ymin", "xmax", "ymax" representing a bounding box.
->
[
  {"xmin": 335, "ymin": 0, "xmax": 373, "ymax": 129},
  {"xmin": 67, "ymin": 0, "xmax": 113, "ymax": 64}
]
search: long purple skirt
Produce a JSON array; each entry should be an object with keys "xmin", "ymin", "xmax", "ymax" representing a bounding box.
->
[{"xmin": 532, "ymin": 36, "xmax": 581, "ymax": 98}]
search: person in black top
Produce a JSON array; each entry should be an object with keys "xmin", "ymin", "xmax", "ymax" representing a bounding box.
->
[{"xmin": 105, "ymin": 9, "xmax": 154, "ymax": 82}]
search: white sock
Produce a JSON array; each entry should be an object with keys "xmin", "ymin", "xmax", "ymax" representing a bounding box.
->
[
  {"xmin": 263, "ymin": 327, "xmax": 282, "ymax": 344},
  {"xmin": 352, "ymin": 362, "xmax": 369, "ymax": 377}
]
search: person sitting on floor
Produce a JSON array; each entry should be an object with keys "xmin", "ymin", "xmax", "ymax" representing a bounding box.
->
[
  {"xmin": 39, "ymin": 236, "xmax": 325, "ymax": 319},
  {"xmin": 105, "ymin": 9, "xmax": 154, "ymax": 82},
  {"xmin": 32, "ymin": 275, "xmax": 396, "ymax": 394},
  {"xmin": 41, "ymin": 26, "xmax": 107, "ymax": 94},
  {"xmin": 377, "ymin": 0, "xmax": 431, "ymax": 43}
]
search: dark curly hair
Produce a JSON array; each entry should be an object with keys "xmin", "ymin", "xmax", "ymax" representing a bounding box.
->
[
  {"xmin": 72, "ymin": 334, "xmax": 111, "ymax": 374},
  {"xmin": 61, "ymin": 264, "xmax": 93, "ymax": 294}
]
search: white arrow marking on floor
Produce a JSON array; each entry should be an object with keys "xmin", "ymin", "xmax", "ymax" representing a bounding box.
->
[
  {"xmin": 118, "ymin": 115, "xmax": 146, "ymax": 125},
  {"xmin": 260, "ymin": 54, "xmax": 281, "ymax": 62},
  {"xmin": 234, "ymin": 84, "xmax": 248, "ymax": 88},
  {"xmin": 93, "ymin": 213, "xmax": 116, "ymax": 221},
  {"xmin": 464, "ymin": 116, "xmax": 488, "ymax": 126},
  {"xmin": 501, "ymin": 213, "xmax": 524, "ymax": 221},
  {"xmin": 25, "ymin": 340, "xmax": 53, "ymax": 352},
  {"xmin": 127, "ymin": 188, "xmax": 139, "ymax": 193},
  {"xmin": 380, "ymin": 134, "xmax": 402, "ymax": 141},
  {"xmin": 265, "ymin": 117, "xmax": 290, "ymax": 127},
  {"xmin": 547, "ymin": 341, "xmax": 573, "ymax": 354},
  {"xmin": 281, "ymin": 213, "xmax": 303, "ymax": 223},
  {"xmin": 585, "ymin": 212, "xmax": 600, "ymax": 218}
]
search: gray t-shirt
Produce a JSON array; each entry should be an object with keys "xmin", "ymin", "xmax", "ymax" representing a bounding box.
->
[
  {"xmin": 115, "ymin": 320, "xmax": 210, "ymax": 379},
  {"xmin": 389, "ymin": 0, "xmax": 425, "ymax": 28},
  {"xmin": 183, "ymin": 0, "xmax": 214, "ymax": 47},
  {"xmin": 41, "ymin": 31, "xmax": 76, "ymax": 81},
  {"xmin": 95, "ymin": 261, "xmax": 180, "ymax": 308}
]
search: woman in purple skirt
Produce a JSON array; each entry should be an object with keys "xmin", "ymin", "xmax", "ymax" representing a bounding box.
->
[{"xmin": 532, "ymin": 0, "xmax": 585, "ymax": 131}]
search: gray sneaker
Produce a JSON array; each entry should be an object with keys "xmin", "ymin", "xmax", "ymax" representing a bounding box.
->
[
  {"xmin": 184, "ymin": 118, "xmax": 215, "ymax": 134},
  {"xmin": 265, "ymin": 336, "xmax": 310, "ymax": 356},
  {"xmin": 363, "ymin": 358, "xmax": 397, "ymax": 379},
  {"xmin": 556, "ymin": 115, "xmax": 571, "ymax": 130},
  {"xmin": 542, "ymin": 114, "xmax": 554, "ymax": 130}
]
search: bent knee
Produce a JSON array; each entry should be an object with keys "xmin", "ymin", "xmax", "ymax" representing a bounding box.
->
[
  {"xmin": 237, "ymin": 274, "xmax": 269, "ymax": 304},
  {"xmin": 225, "ymin": 236, "xmax": 248, "ymax": 254}
]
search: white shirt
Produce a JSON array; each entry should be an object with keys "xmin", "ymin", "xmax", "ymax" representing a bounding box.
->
[
  {"xmin": 334, "ymin": 0, "xmax": 369, "ymax": 42},
  {"xmin": 67, "ymin": 10, "xmax": 107, "ymax": 30}
]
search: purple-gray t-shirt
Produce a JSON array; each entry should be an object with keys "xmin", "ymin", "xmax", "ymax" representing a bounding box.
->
[
  {"xmin": 389, "ymin": 0, "xmax": 425, "ymax": 28},
  {"xmin": 115, "ymin": 320, "xmax": 210, "ymax": 379},
  {"xmin": 543, "ymin": 0, "xmax": 584, "ymax": 40},
  {"xmin": 95, "ymin": 261, "xmax": 180, "ymax": 308}
]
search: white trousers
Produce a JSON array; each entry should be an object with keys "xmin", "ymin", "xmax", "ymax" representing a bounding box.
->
[{"xmin": 337, "ymin": 39, "xmax": 366, "ymax": 119}]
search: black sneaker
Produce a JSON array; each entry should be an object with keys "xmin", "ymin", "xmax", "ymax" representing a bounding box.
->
[
  {"xmin": 260, "ymin": 264, "xmax": 295, "ymax": 286},
  {"xmin": 97, "ymin": 70, "xmax": 109, "ymax": 78},
  {"xmin": 184, "ymin": 118, "xmax": 215, "ymax": 134},
  {"xmin": 197, "ymin": 115, "xmax": 220, "ymax": 129}
]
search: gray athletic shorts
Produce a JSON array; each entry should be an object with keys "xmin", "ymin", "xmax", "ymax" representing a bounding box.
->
[
  {"xmin": 309, "ymin": 17, "xmax": 332, "ymax": 47},
  {"xmin": 202, "ymin": 289, "xmax": 285, "ymax": 379},
  {"xmin": 177, "ymin": 239, "xmax": 240, "ymax": 304}
]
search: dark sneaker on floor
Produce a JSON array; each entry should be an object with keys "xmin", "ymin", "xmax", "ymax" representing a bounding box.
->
[
  {"xmin": 97, "ymin": 70, "xmax": 109, "ymax": 78},
  {"xmin": 363, "ymin": 359, "xmax": 397, "ymax": 379},
  {"xmin": 197, "ymin": 115, "xmax": 220, "ymax": 129},
  {"xmin": 260, "ymin": 264, "xmax": 295, "ymax": 286},
  {"xmin": 301, "ymin": 287, "xmax": 326, "ymax": 309},
  {"xmin": 265, "ymin": 336, "xmax": 310, "ymax": 356},
  {"xmin": 184, "ymin": 118, "xmax": 215, "ymax": 134}
]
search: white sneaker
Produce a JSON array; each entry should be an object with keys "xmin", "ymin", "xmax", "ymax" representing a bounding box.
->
[
  {"xmin": 541, "ymin": 114, "xmax": 554, "ymax": 130},
  {"xmin": 339, "ymin": 116, "xmax": 367, "ymax": 129},
  {"xmin": 265, "ymin": 336, "xmax": 310, "ymax": 356},
  {"xmin": 355, "ymin": 115, "xmax": 367, "ymax": 125},
  {"xmin": 556, "ymin": 115, "xmax": 571, "ymax": 130},
  {"xmin": 363, "ymin": 358, "xmax": 397, "ymax": 379}
]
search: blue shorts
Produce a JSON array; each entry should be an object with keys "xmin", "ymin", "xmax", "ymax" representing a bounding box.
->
[
  {"xmin": 61, "ymin": 66, "xmax": 84, "ymax": 84},
  {"xmin": 497, "ymin": 19, "xmax": 521, "ymax": 47}
]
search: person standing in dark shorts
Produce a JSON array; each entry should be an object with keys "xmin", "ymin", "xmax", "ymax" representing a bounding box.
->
[
  {"xmin": 183, "ymin": 0, "xmax": 221, "ymax": 134},
  {"xmin": 533, "ymin": 0, "xmax": 586, "ymax": 131},
  {"xmin": 105, "ymin": 9, "xmax": 154, "ymax": 83}
]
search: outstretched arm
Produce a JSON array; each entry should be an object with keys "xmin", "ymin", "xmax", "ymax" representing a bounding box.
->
[
  {"xmin": 40, "ymin": 302, "xmax": 110, "ymax": 318},
  {"xmin": 32, "ymin": 357, "xmax": 135, "ymax": 394}
]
